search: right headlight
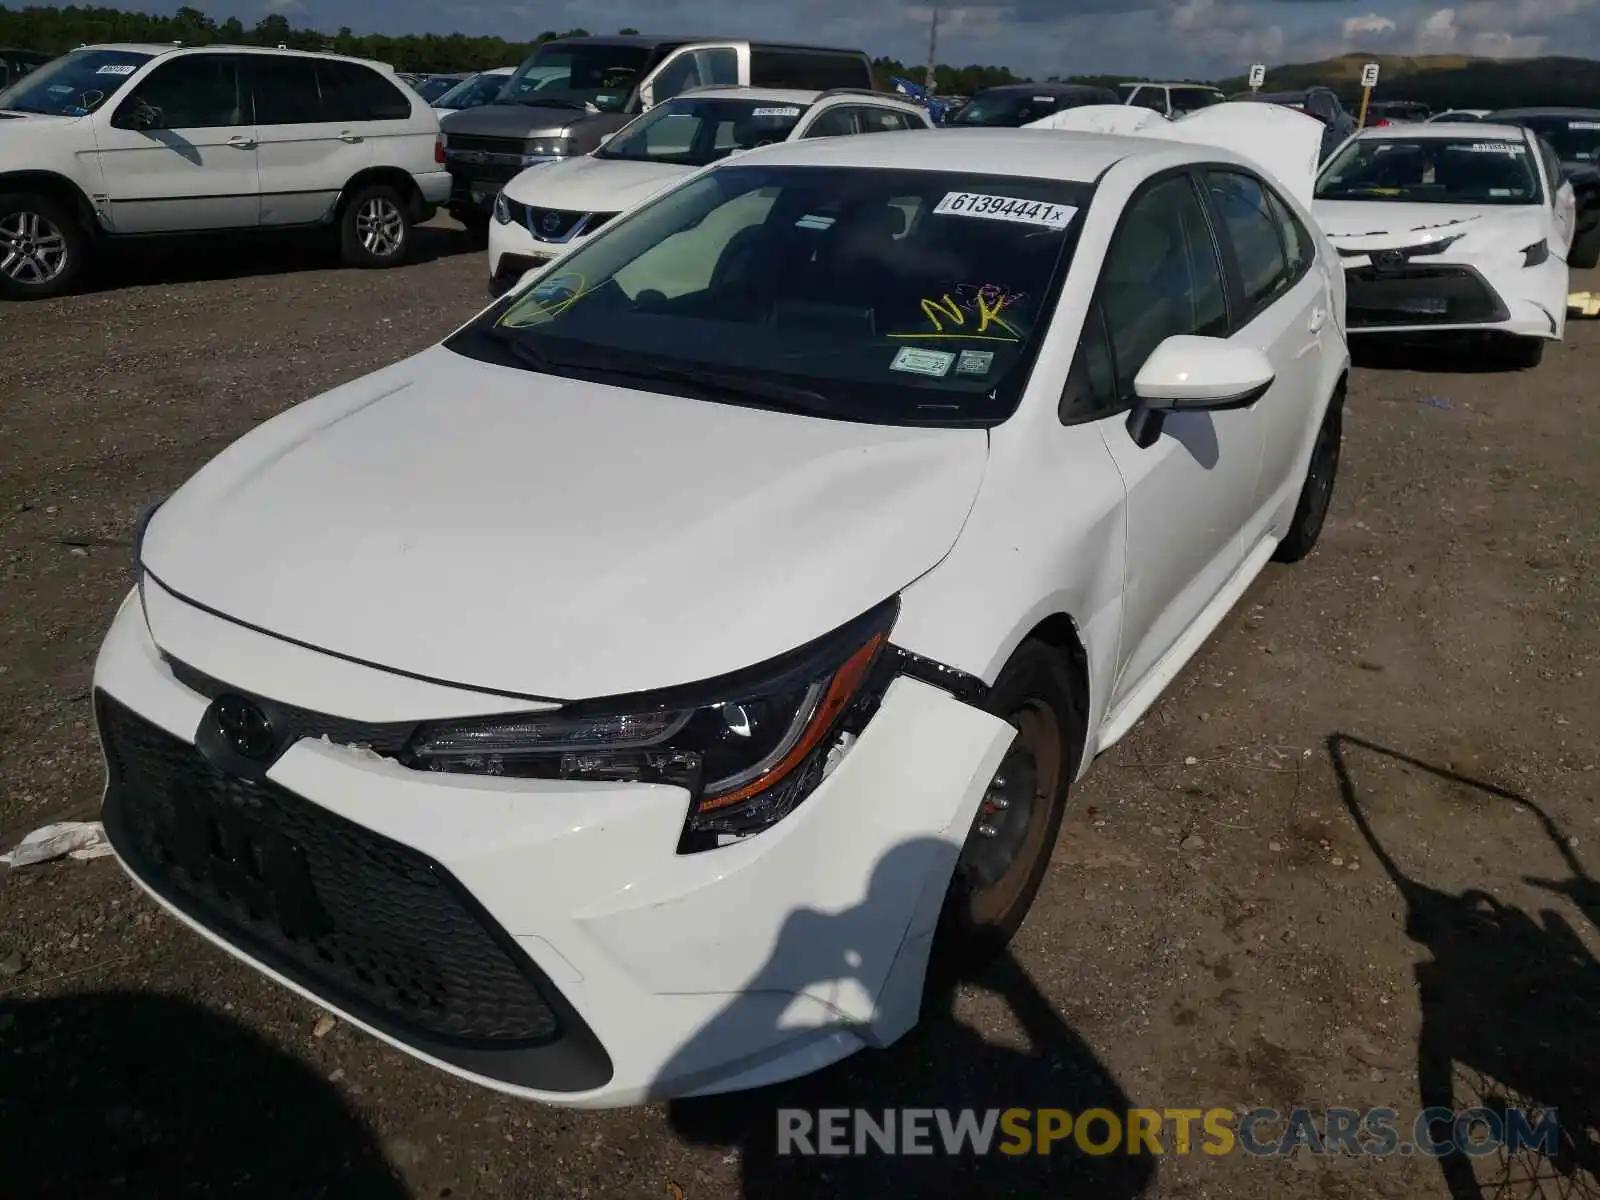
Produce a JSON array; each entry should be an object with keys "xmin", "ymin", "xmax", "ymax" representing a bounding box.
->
[
  {"xmin": 493, "ymin": 190, "xmax": 511, "ymax": 225},
  {"xmin": 404, "ymin": 599, "xmax": 899, "ymax": 849}
]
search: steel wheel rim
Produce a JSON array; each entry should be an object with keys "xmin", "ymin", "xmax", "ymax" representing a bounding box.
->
[
  {"xmin": 0, "ymin": 209, "xmax": 69, "ymax": 285},
  {"xmin": 356, "ymin": 198, "xmax": 405, "ymax": 257},
  {"xmin": 957, "ymin": 701, "xmax": 1062, "ymax": 927}
]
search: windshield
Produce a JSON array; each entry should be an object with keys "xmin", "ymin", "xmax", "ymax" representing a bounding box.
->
[
  {"xmin": 415, "ymin": 75, "xmax": 464, "ymax": 103},
  {"xmin": 1315, "ymin": 136, "xmax": 1541, "ymax": 205},
  {"xmin": 435, "ymin": 72, "xmax": 508, "ymax": 110},
  {"xmin": 598, "ymin": 97, "xmax": 811, "ymax": 167},
  {"xmin": 448, "ymin": 164, "xmax": 1091, "ymax": 427},
  {"xmin": 952, "ymin": 92, "xmax": 1074, "ymax": 127},
  {"xmin": 499, "ymin": 44, "xmax": 652, "ymax": 114},
  {"xmin": 1503, "ymin": 115, "xmax": 1600, "ymax": 165},
  {"xmin": 1170, "ymin": 88, "xmax": 1224, "ymax": 115},
  {"xmin": 0, "ymin": 47, "xmax": 151, "ymax": 116}
]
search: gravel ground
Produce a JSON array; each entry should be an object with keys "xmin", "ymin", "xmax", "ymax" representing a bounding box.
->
[{"xmin": 1, "ymin": 227, "xmax": 1597, "ymax": 1200}]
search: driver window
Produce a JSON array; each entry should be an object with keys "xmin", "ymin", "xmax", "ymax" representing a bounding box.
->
[
  {"xmin": 115, "ymin": 54, "xmax": 242, "ymax": 129},
  {"xmin": 650, "ymin": 48, "xmax": 737, "ymax": 106},
  {"xmin": 1098, "ymin": 174, "xmax": 1229, "ymax": 401},
  {"xmin": 801, "ymin": 107, "xmax": 857, "ymax": 138}
]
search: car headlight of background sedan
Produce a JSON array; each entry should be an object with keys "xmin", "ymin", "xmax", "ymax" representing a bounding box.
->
[
  {"xmin": 493, "ymin": 191, "xmax": 511, "ymax": 224},
  {"xmin": 404, "ymin": 600, "xmax": 899, "ymax": 849},
  {"xmin": 522, "ymin": 136, "xmax": 571, "ymax": 161}
]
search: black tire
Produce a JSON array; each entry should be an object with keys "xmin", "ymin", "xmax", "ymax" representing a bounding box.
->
[
  {"xmin": 1273, "ymin": 388, "xmax": 1344, "ymax": 564},
  {"xmin": 0, "ymin": 191, "xmax": 87, "ymax": 301},
  {"xmin": 455, "ymin": 209, "xmax": 490, "ymax": 248},
  {"xmin": 1498, "ymin": 335, "xmax": 1545, "ymax": 371},
  {"xmin": 933, "ymin": 640, "xmax": 1085, "ymax": 969},
  {"xmin": 1570, "ymin": 225, "xmax": 1600, "ymax": 270},
  {"xmin": 339, "ymin": 184, "xmax": 413, "ymax": 269}
]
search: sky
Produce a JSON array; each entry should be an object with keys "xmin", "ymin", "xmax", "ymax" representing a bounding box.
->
[{"xmin": 41, "ymin": 0, "xmax": 1600, "ymax": 80}]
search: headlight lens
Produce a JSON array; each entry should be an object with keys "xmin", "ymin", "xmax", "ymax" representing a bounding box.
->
[
  {"xmin": 493, "ymin": 191, "xmax": 511, "ymax": 225},
  {"xmin": 404, "ymin": 599, "xmax": 899, "ymax": 847},
  {"xmin": 523, "ymin": 137, "xmax": 571, "ymax": 161}
]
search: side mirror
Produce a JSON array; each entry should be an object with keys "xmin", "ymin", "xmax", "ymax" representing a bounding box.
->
[{"xmin": 1126, "ymin": 335, "xmax": 1275, "ymax": 448}]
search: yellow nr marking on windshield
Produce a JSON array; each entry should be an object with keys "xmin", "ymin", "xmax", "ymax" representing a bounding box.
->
[
  {"xmin": 916, "ymin": 291, "xmax": 1020, "ymax": 338},
  {"xmin": 498, "ymin": 271, "xmax": 589, "ymax": 327},
  {"xmin": 886, "ymin": 333, "xmax": 1019, "ymax": 341}
]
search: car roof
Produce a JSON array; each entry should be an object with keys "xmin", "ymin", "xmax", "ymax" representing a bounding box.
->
[
  {"xmin": 730, "ymin": 127, "xmax": 1163, "ymax": 181},
  {"xmin": 976, "ymin": 83, "xmax": 1113, "ymax": 96},
  {"xmin": 678, "ymin": 85, "xmax": 920, "ymax": 109},
  {"xmin": 1488, "ymin": 106, "xmax": 1600, "ymax": 118},
  {"xmin": 81, "ymin": 42, "xmax": 398, "ymax": 68},
  {"xmin": 1121, "ymin": 81, "xmax": 1223, "ymax": 89},
  {"xmin": 1354, "ymin": 121, "xmax": 1528, "ymax": 140},
  {"xmin": 539, "ymin": 35, "xmax": 864, "ymax": 53}
]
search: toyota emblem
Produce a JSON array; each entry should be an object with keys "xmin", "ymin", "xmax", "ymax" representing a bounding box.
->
[
  {"xmin": 213, "ymin": 695, "xmax": 277, "ymax": 760},
  {"xmin": 1372, "ymin": 249, "xmax": 1407, "ymax": 270},
  {"xmin": 541, "ymin": 212, "xmax": 563, "ymax": 235}
]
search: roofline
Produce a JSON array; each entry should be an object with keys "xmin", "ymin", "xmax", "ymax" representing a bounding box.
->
[{"xmin": 532, "ymin": 34, "xmax": 868, "ymax": 54}]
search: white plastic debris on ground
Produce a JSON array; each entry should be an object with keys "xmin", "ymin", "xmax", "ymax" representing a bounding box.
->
[{"xmin": 0, "ymin": 821, "xmax": 113, "ymax": 868}]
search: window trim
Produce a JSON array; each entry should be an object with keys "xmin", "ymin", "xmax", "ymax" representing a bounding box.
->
[
  {"xmin": 1060, "ymin": 165, "xmax": 1234, "ymax": 424},
  {"xmin": 1198, "ymin": 164, "xmax": 1313, "ymax": 332}
]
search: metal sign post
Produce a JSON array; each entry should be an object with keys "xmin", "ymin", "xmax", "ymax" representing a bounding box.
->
[
  {"xmin": 1357, "ymin": 61, "xmax": 1380, "ymax": 126},
  {"xmin": 1248, "ymin": 63, "xmax": 1265, "ymax": 93}
]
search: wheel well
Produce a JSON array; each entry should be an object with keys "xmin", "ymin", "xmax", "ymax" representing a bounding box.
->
[
  {"xmin": 336, "ymin": 168, "xmax": 425, "ymax": 221},
  {"xmin": 0, "ymin": 171, "xmax": 97, "ymax": 233},
  {"xmin": 1018, "ymin": 613, "xmax": 1092, "ymax": 775}
]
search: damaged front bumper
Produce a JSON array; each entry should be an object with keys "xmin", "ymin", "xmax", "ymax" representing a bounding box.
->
[{"xmin": 1332, "ymin": 240, "xmax": 1566, "ymax": 339}]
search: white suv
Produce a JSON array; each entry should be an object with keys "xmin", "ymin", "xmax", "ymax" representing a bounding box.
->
[
  {"xmin": 488, "ymin": 85, "xmax": 932, "ymax": 295},
  {"xmin": 0, "ymin": 43, "xmax": 451, "ymax": 300}
]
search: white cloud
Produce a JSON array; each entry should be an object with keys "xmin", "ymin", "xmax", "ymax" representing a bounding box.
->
[{"xmin": 1343, "ymin": 12, "xmax": 1397, "ymax": 37}]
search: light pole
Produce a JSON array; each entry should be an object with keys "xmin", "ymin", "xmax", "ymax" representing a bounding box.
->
[{"xmin": 924, "ymin": 6, "xmax": 940, "ymax": 103}]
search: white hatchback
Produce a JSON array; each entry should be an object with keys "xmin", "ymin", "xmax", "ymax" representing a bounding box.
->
[
  {"xmin": 486, "ymin": 85, "xmax": 932, "ymax": 294},
  {"xmin": 97, "ymin": 126, "xmax": 1347, "ymax": 1108}
]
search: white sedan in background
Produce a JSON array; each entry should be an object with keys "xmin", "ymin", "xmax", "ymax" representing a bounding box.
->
[
  {"xmin": 1311, "ymin": 122, "xmax": 1575, "ymax": 367},
  {"xmin": 487, "ymin": 85, "xmax": 933, "ymax": 294},
  {"xmin": 97, "ymin": 125, "xmax": 1347, "ymax": 1108}
]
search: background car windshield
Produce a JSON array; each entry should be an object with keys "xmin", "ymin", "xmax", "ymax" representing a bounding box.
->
[
  {"xmin": 454, "ymin": 164, "xmax": 1090, "ymax": 426},
  {"xmin": 951, "ymin": 93, "xmax": 1049, "ymax": 126},
  {"xmin": 500, "ymin": 45, "xmax": 651, "ymax": 113},
  {"xmin": 598, "ymin": 98, "xmax": 811, "ymax": 167},
  {"xmin": 415, "ymin": 75, "xmax": 462, "ymax": 103},
  {"xmin": 0, "ymin": 48, "xmax": 150, "ymax": 116},
  {"xmin": 1510, "ymin": 116, "xmax": 1600, "ymax": 164},
  {"xmin": 435, "ymin": 73, "xmax": 507, "ymax": 110},
  {"xmin": 1316, "ymin": 137, "xmax": 1540, "ymax": 205}
]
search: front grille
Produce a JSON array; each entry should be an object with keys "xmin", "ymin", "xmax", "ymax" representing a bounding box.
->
[
  {"xmin": 525, "ymin": 207, "xmax": 585, "ymax": 241},
  {"xmin": 445, "ymin": 134, "xmax": 525, "ymax": 156},
  {"xmin": 1345, "ymin": 263, "xmax": 1508, "ymax": 328},
  {"xmin": 98, "ymin": 692, "xmax": 561, "ymax": 1048}
]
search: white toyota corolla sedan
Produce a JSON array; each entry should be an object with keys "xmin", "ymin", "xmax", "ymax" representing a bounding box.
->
[{"xmin": 96, "ymin": 126, "xmax": 1349, "ymax": 1108}]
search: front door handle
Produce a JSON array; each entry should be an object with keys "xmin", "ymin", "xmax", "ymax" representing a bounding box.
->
[
  {"xmin": 339, "ymin": 131, "xmax": 363, "ymax": 143},
  {"xmin": 226, "ymin": 135, "xmax": 257, "ymax": 149}
]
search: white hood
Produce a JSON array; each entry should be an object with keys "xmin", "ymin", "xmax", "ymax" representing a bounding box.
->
[
  {"xmin": 503, "ymin": 153, "xmax": 691, "ymax": 215},
  {"xmin": 1037, "ymin": 100, "xmax": 1323, "ymax": 208},
  {"xmin": 140, "ymin": 348, "xmax": 990, "ymax": 700},
  {"xmin": 1311, "ymin": 200, "xmax": 1542, "ymax": 248}
]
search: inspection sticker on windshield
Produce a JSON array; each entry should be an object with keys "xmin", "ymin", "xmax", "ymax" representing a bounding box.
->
[
  {"xmin": 1570, "ymin": 121, "xmax": 1600, "ymax": 130},
  {"xmin": 752, "ymin": 106, "xmax": 801, "ymax": 117},
  {"xmin": 934, "ymin": 192, "xmax": 1077, "ymax": 229},
  {"xmin": 1458, "ymin": 141, "xmax": 1525, "ymax": 153},
  {"xmin": 891, "ymin": 347, "xmax": 956, "ymax": 378},
  {"xmin": 956, "ymin": 349, "xmax": 995, "ymax": 376},
  {"xmin": 96, "ymin": 64, "xmax": 137, "ymax": 75}
]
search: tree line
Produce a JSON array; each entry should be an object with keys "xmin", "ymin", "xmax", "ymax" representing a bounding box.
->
[{"xmin": 0, "ymin": 5, "xmax": 1037, "ymax": 91}]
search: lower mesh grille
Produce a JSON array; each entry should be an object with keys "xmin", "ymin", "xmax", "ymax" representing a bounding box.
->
[
  {"xmin": 98, "ymin": 692, "xmax": 560, "ymax": 1047},
  {"xmin": 1346, "ymin": 263, "xmax": 1509, "ymax": 328}
]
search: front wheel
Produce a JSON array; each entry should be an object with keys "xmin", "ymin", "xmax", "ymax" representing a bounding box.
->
[
  {"xmin": 0, "ymin": 191, "xmax": 87, "ymax": 301},
  {"xmin": 339, "ymin": 185, "xmax": 413, "ymax": 269},
  {"xmin": 1273, "ymin": 389, "xmax": 1344, "ymax": 564},
  {"xmin": 934, "ymin": 641, "xmax": 1084, "ymax": 969}
]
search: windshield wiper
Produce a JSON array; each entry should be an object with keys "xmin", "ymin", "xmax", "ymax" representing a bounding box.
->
[{"xmin": 480, "ymin": 328, "xmax": 836, "ymax": 416}]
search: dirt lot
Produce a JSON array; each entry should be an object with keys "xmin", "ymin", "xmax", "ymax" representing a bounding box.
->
[{"xmin": 1, "ymin": 229, "xmax": 1596, "ymax": 1200}]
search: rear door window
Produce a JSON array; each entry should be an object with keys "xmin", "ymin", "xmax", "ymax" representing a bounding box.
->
[
  {"xmin": 252, "ymin": 56, "xmax": 325, "ymax": 124},
  {"xmin": 750, "ymin": 48, "xmax": 871, "ymax": 90}
]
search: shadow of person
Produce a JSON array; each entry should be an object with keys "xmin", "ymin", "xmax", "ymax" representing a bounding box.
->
[
  {"xmin": 1329, "ymin": 734, "xmax": 1600, "ymax": 1199},
  {"xmin": 0, "ymin": 990, "xmax": 405, "ymax": 1199},
  {"xmin": 664, "ymin": 839, "xmax": 1156, "ymax": 1198}
]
